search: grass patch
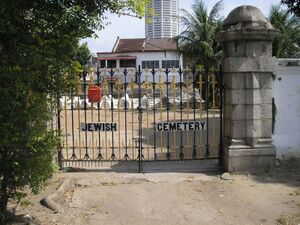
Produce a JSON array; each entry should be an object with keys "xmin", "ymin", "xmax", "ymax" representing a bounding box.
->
[{"xmin": 276, "ymin": 212, "xmax": 300, "ymax": 225}]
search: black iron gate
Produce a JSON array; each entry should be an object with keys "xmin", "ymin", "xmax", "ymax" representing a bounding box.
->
[{"xmin": 57, "ymin": 66, "xmax": 224, "ymax": 171}]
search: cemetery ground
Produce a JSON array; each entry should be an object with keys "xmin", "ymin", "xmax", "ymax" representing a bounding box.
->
[{"xmin": 9, "ymin": 159, "xmax": 300, "ymax": 225}]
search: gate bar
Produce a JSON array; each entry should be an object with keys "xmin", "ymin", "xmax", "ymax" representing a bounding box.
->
[
  {"xmin": 205, "ymin": 67, "xmax": 210, "ymax": 158},
  {"xmin": 96, "ymin": 70, "xmax": 103, "ymax": 160},
  {"xmin": 192, "ymin": 68, "xmax": 197, "ymax": 159},
  {"xmin": 83, "ymin": 72, "xmax": 89, "ymax": 159},
  {"xmin": 56, "ymin": 91, "xmax": 63, "ymax": 168},
  {"xmin": 138, "ymin": 66, "xmax": 142, "ymax": 172},
  {"xmin": 124, "ymin": 68, "xmax": 129, "ymax": 160},
  {"xmin": 179, "ymin": 67, "xmax": 184, "ymax": 160},
  {"xmin": 151, "ymin": 68, "xmax": 158, "ymax": 160},
  {"xmin": 109, "ymin": 68, "xmax": 116, "ymax": 160},
  {"xmin": 165, "ymin": 68, "xmax": 171, "ymax": 160}
]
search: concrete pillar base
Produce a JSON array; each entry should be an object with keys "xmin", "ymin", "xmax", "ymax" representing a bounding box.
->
[{"xmin": 223, "ymin": 145, "xmax": 276, "ymax": 172}]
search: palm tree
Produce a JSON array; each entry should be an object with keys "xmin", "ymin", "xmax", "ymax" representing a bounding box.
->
[
  {"xmin": 281, "ymin": 0, "xmax": 300, "ymax": 17},
  {"xmin": 269, "ymin": 5, "xmax": 300, "ymax": 58},
  {"xmin": 174, "ymin": 0, "xmax": 223, "ymax": 71}
]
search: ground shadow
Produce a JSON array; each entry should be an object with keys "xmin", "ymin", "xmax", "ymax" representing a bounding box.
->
[{"xmin": 249, "ymin": 158, "xmax": 300, "ymax": 188}]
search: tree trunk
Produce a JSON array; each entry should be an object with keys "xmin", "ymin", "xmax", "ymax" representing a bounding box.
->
[{"xmin": 0, "ymin": 172, "xmax": 9, "ymax": 223}]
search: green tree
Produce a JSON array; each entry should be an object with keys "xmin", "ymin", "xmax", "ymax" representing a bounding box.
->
[
  {"xmin": 0, "ymin": 0, "xmax": 148, "ymax": 222},
  {"xmin": 269, "ymin": 5, "xmax": 300, "ymax": 58},
  {"xmin": 74, "ymin": 43, "xmax": 92, "ymax": 70},
  {"xmin": 174, "ymin": 0, "xmax": 223, "ymax": 71},
  {"xmin": 281, "ymin": 0, "xmax": 300, "ymax": 16}
]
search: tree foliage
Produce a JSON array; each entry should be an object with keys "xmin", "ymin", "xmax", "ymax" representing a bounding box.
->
[
  {"xmin": 0, "ymin": 77, "xmax": 59, "ymax": 221},
  {"xmin": 269, "ymin": 5, "xmax": 300, "ymax": 58},
  {"xmin": 74, "ymin": 43, "xmax": 92, "ymax": 70},
  {"xmin": 0, "ymin": 0, "xmax": 148, "ymax": 222},
  {"xmin": 174, "ymin": 0, "xmax": 223, "ymax": 70},
  {"xmin": 281, "ymin": 0, "xmax": 300, "ymax": 16}
]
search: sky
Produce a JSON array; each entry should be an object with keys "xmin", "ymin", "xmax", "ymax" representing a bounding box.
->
[{"xmin": 84, "ymin": 0, "xmax": 281, "ymax": 54}]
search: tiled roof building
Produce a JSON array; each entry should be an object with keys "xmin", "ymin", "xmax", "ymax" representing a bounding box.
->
[{"xmin": 112, "ymin": 37, "xmax": 177, "ymax": 53}]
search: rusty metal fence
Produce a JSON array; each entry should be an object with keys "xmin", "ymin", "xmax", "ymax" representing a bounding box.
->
[{"xmin": 56, "ymin": 66, "xmax": 224, "ymax": 171}]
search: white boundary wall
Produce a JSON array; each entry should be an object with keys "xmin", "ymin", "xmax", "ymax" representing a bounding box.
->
[{"xmin": 273, "ymin": 59, "xmax": 300, "ymax": 159}]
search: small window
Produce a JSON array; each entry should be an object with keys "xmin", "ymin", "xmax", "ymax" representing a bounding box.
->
[
  {"xmin": 100, "ymin": 60, "xmax": 106, "ymax": 68},
  {"xmin": 162, "ymin": 60, "xmax": 179, "ymax": 68},
  {"xmin": 107, "ymin": 60, "xmax": 116, "ymax": 68},
  {"xmin": 120, "ymin": 59, "xmax": 136, "ymax": 68},
  {"xmin": 142, "ymin": 61, "xmax": 159, "ymax": 69}
]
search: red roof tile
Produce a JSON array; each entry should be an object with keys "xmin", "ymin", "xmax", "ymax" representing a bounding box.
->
[{"xmin": 113, "ymin": 38, "xmax": 177, "ymax": 53}]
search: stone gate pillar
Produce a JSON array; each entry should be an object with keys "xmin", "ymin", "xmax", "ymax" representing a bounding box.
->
[{"xmin": 216, "ymin": 6, "xmax": 278, "ymax": 172}]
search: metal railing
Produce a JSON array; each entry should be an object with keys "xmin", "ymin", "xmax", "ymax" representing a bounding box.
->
[{"xmin": 56, "ymin": 66, "xmax": 224, "ymax": 171}]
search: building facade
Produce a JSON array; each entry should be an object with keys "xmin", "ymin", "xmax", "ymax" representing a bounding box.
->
[
  {"xmin": 145, "ymin": 0, "xmax": 179, "ymax": 38},
  {"xmin": 97, "ymin": 37, "xmax": 183, "ymax": 83}
]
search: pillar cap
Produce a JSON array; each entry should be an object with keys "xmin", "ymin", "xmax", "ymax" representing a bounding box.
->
[
  {"xmin": 216, "ymin": 5, "xmax": 278, "ymax": 42},
  {"xmin": 224, "ymin": 5, "xmax": 272, "ymax": 29}
]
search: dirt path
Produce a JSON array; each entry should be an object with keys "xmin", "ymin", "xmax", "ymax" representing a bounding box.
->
[{"xmin": 13, "ymin": 164, "xmax": 300, "ymax": 225}]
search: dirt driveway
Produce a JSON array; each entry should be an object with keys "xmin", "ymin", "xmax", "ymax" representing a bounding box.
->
[{"xmin": 13, "ymin": 162, "xmax": 300, "ymax": 225}]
